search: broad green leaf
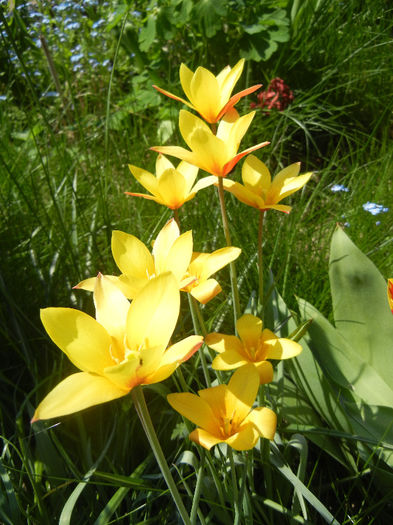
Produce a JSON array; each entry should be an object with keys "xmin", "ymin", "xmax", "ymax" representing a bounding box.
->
[
  {"xmin": 139, "ymin": 15, "xmax": 156, "ymax": 52},
  {"xmin": 329, "ymin": 227, "xmax": 393, "ymax": 389},
  {"xmin": 298, "ymin": 297, "xmax": 393, "ymax": 408},
  {"xmin": 193, "ymin": 0, "xmax": 227, "ymax": 38}
]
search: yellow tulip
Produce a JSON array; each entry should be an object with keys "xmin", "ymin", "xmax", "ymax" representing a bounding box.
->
[
  {"xmin": 75, "ymin": 219, "xmax": 194, "ymax": 298},
  {"xmin": 205, "ymin": 314, "xmax": 302, "ymax": 384},
  {"xmin": 182, "ymin": 247, "xmax": 241, "ymax": 304},
  {"xmin": 388, "ymin": 279, "xmax": 393, "ymax": 313},
  {"xmin": 153, "ymin": 59, "xmax": 261, "ymax": 124},
  {"xmin": 167, "ymin": 364, "xmax": 276, "ymax": 450},
  {"xmin": 32, "ymin": 273, "xmax": 203, "ymax": 421},
  {"xmin": 126, "ymin": 155, "xmax": 215, "ymax": 210},
  {"xmin": 214, "ymin": 155, "xmax": 312, "ymax": 212},
  {"xmin": 151, "ymin": 109, "xmax": 269, "ymax": 178}
]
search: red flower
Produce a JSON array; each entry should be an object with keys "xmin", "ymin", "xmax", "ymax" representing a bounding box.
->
[{"xmin": 250, "ymin": 77, "xmax": 294, "ymax": 114}]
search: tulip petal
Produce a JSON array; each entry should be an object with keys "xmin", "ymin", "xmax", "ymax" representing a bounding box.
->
[
  {"xmin": 262, "ymin": 203, "xmax": 292, "ymax": 213},
  {"xmin": 211, "ymin": 350, "xmax": 248, "ymax": 370},
  {"xmin": 243, "ymin": 407, "xmax": 277, "ymax": 440},
  {"xmin": 157, "ymin": 168, "xmax": 187, "ymax": 209},
  {"xmin": 227, "ymin": 111, "xmax": 256, "ymax": 156},
  {"xmin": 103, "ymin": 357, "xmax": 141, "ymax": 390},
  {"xmin": 179, "ymin": 63, "xmax": 194, "ymax": 103},
  {"xmin": 156, "ymin": 154, "xmax": 175, "ymax": 175},
  {"xmin": 124, "ymin": 191, "xmax": 162, "ymax": 204},
  {"xmin": 40, "ymin": 308, "xmax": 113, "ymax": 373},
  {"xmin": 254, "ymin": 361, "xmax": 274, "ymax": 384},
  {"xmin": 94, "ymin": 274, "xmax": 130, "ymax": 342},
  {"xmin": 217, "ymin": 58, "xmax": 244, "ymax": 106},
  {"xmin": 276, "ymin": 172, "xmax": 313, "ymax": 201},
  {"xmin": 189, "ymin": 428, "xmax": 223, "ymax": 450},
  {"xmin": 190, "ymin": 67, "xmax": 220, "ymax": 123},
  {"xmin": 150, "ymin": 145, "xmax": 198, "ymax": 167},
  {"xmin": 225, "ymin": 424, "xmax": 259, "ymax": 451},
  {"xmin": 221, "ymin": 179, "xmax": 263, "ymax": 208},
  {"xmin": 190, "ymin": 279, "xmax": 222, "ymax": 304},
  {"xmin": 242, "ymin": 155, "xmax": 271, "ymax": 194},
  {"xmin": 227, "ymin": 364, "xmax": 259, "ymax": 425},
  {"xmin": 265, "ymin": 338, "xmax": 302, "ymax": 360},
  {"xmin": 112, "ymin": 231, "xmax": 154, "ymax": 280},
  {"xmin": 192, "ymin": 175, "xmax": 217, "ymax": 194},
  {"xmin": 153, "ymin": 84, "xmax": 193, "ymax": 110},
  {"xmin": 128, "ymin": 165, "xmax": 159, "ymax": 196},
  {"xmin": 167, "ymin": 392, "xmax": 217, "ymax": 434},
  {"xmin": 236, "ymin": 314, "xmax": 262, "ymax": 348},
  {"xmin": 217, "ymin": 84, "xmax": 262, "ymax": 121},
  {"xmin": 204, "ymin": 333, "xmax": 243, "ymax": 354},
  {"xmin": 32, "ymin": 372, "xmax": 127, "ymax": 421},
  {"xmin": 152, "ymin": 219, "xmax": 180, "ymax": 274},
  {"xmin": 126, "ymin": 273, "xmax": 180, "ymax": 351},
  {"xmin": 222, "ymin": 141, "xmax": 270, "ymax": 177},
  {"xmin": 177, "ymin": 161, "xmax": 199, "ymax": 193},
  {"xmin": 200, "ymin": 247, "xmax": 241, "ymax": 280},
  {"xmin": 164, "ymin": 230, "xmax": 193, "ymax": 282}
]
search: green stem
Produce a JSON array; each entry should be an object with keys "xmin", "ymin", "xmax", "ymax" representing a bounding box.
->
[
  {"xmin": 190, "ymin": 450, "xmax": 205, "ymax": 525},
  {"xmin": 258, "ymin": 209, "xmax": 266, "ymax": 318},
  {"xmin": 217, "ymin": 178, "xmax": 241, "ymax": 323},
  {"xmin": 228, "ymin": 448, "xmax": 240, "ymax": 524},
  {"xmin": 188, "ymin": 295, "xmax": 211, "ymax": 387},
  {"xmin": 131, "ymin": 386, "xmax": 191, "ymax": 525}
]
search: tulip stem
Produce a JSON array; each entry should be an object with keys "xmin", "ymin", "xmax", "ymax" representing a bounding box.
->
[
  {"xmin": 132, "ymin": 386, "xmax": 191, "ymax": 525},
  {"xmin": 217, "ymin": 178, "xmax": 241, "ymax": 324},
  {"xmin": 188, "ymin": 295, "xmax": 211, "ymax": 387},
  {"xmin": 258, "ymin": 209, "xmax": 266, "ymax": 318},
  {"xmin": 228, "ymin": 448, "xmax": 240, "ymax": 524}
]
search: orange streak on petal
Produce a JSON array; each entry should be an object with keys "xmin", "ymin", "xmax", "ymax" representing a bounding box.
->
[
  {"xmin": 222, "ymin": 141, "xmax": 270, "ymax": 177},
  {"xmin": 216, "ymin": 84, "xmax": 262, "ymax": 121}
]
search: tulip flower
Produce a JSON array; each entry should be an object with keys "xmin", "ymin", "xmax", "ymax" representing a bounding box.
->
[
  {"xmin": 205, "ymin": 314, "xmax": 302, "ymax": 383},
  {"xmin": 32, "ymin": 273, "xmax": 203, "ymax": 421},
  {"xmin": 126, "ymin": 155, "xmax": 215, "ymax": 210},
  {"xmin": 388, "ymin": 279, "xmax": 393, "ymax": 314},
  {"xmin": 153, "ymin": 58, "xmax": 261, "ymax": 124},
  {"xmin": 214, "ymin": 155, "xmax": 312, "ymax": 212},
  {"xmin": 182, "ymin": 247, "xmax": 241, "ymax": 304},
  {"xmin": 167, "ymin": 364, "xmax": 276, "ymax": 450},
  {"xmin": 75, "ymin": 219, "xmax": 194, "ymax": 298},
  {"xmin": 151, "ymin": 109, "xmax": 269, "ymax": 178}
]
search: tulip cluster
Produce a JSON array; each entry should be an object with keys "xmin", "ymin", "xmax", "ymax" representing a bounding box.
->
[{"xmin": 32, "ymin": 58, "xmax": 313, "ymax": 523}]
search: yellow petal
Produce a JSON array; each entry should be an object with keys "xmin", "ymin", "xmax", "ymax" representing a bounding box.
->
[
  {"xmin": 145, "ymin": 336, "xmax": 202, "ymax": 383},
  {"xmin": 111, "ymin": 230, "xmax": 154, "ymax": 279},
  {"xmin": 236, "ymin": 314, "xmax": 262, "ymax": 349},
  {"xmin": 243, "ymin": 407, "xmax": 277, "ymax": 440},
  {"xmin": 156, "ymin": 154, "xmax": 174, "ymax": 176},
  {"xmin": 242, "ymin": 155, "xmax": 271, "ymax": 194},
  {"xmin": 126, "ymin": 273, "xmax": 180, "ymax": 351},
  {"xmin": 177, "ymin": 161, "xmax": 199, "ymax": 193},
  {"xmin": 179, "ymin": 63, "xmax": 194, "ymax": 103},
  {"xmin": 167, "ymin": 392, "xmax": 217, "ymax": 434},
  {"xmin": 190, "ymin": 66, "xmax": 220, "ymax": 123},
  {"xmin": 103, "ymin": 357, "xmax": 141, "ymax": 390},
  {"xmin": 254, "ymin": 361, "xmax": 274, "ymax": 384},
  {"xmin": 138, "ymin": 345, "xmax": 166, "ymax": 379},
  {"xmin": 164, "ymin": 230, "xmax": 193, "ymax": 283},
  {"xmin": 211, "ymin": 350, "xmax": 248, "ymax": 370},
  {"xmin": 225, "ymin": 424, "xmax": 259, "ymax": 451},
  {"xmin": 94, "ymin": 274, "xmax": 130, "ymax": 341},
  {"xmin": 189, "ymin": 428, "xmax": 223, "ymax": 450},
  {"xmin": 124, "ymin": 191, "xmax": 163, "ymax": 205},
  {"xmin": 117, "ymin": 274, "xmax": 148, "ymax": 298},
  {"xmin": 73, "ymin": 276, "xmax": 96, "ymax": 292},
  {"xmin": 32, "ymin": 372, "xmax": 127, "ymax": 421},
  {"xmin": 204, "ymin": 333, "xmax": 243, "ymax": 354},
  {"xmin": 190, "ymin": 278, "xmax": 221, "ymax": 304},
  {"xmin": 276, "ymin": 172, "xmax": 312, "ymax": 201},
  {"xmin": 265, "ymin": 338, "xmax": 302, "ymax": 360},
  {"xmin": 200, "ymin": 247, "xmax": 241, "ymax": 280},
  {"xmin": 227, "ymin": 364, "xmax": 259, "ymax": 425},
  {"xmin": 153, "ymin": 83, "xmax": 192, "ymax": 109},
  {"xmin": 150, "ymin": 145, "xmax": 198, "ymax": 167},
  {"xmin": 218, "ymin": 59, "xmax": 244, "ymax": 107},
  {"xmin": 192, "ymin": 175, "xmax": 217, "ymax": 194},
  {"xmin": 157, "ymin": 168, "xmax": 187, "ymax": 209},
  {"xmin": 263, "ymin": 203, "xmax": 292, "ymax": 213},
  {"xmin": 221, "ymin": 179, "xmax": 264, "ymax": 208},
  {"xmin": 152, "ymin": 219, "xmax": 180, "ymax": 274},
  {"xmin": 128, "ymin": 165, "xmax": 159, "ymax": 196},
  {"xmin": 40, "ymin": 308, "xmax": 113, "ymax": 373}
]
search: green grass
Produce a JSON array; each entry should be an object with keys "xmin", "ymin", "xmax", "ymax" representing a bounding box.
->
[{"xmin": 1, "ymin": 0, "xmax": 393, "ymax": 523}]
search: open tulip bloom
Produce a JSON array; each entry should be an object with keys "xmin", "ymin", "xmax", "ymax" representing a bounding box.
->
[
  {"xmin": 205, "ymin": 314, "xmax": 302, "ymax": 384},
  {"xmin": 153, "ymin": 58, "xmax": 262, "ymax": 124},
  {"xmin": 167, "ymin": 364, "xmax": 277, "ymax": 450},
  {"xmin": 126, "ymin": 155, "xmax": 215, "ymax": 210},
  {"xmin": 75, "ymin": 219, "xmax": 194, "ymax": 298},
  {"xmin": 213, "ymin": 154, "xmax": 312, "ymax": 212},
  {"xmin": 151, "ymin": 109, "xmax": 269, "ymax": 178},
  {"xmin": 32, "ymin": 273, "xmax": 203, "ymax": 421}
]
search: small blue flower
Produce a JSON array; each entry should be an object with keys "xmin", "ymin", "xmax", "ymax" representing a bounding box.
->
[
  {"xmin": 42, "ymin": 91, "xmax": 59, "ymax": 98},
  {"xmin": 330, "ymin": 184, "xmax": 349, "ymax": 193},
  {"xmin": 65, "ymin": 22, "xmax": 81, "ymax": 31},
  {"xmin": 70, "ymin": 53, "xmax": 84, "ymax": 63},
  {"xmin": 362, "ymin": 202, "xmax": 389, "ymax": 215},
  {"xmin": 92, "ymin": 19, "xmax": 105, "ymax": 29},
  {"xmin": 0, "ymin": 95, "xmax": 7, "ymax": 101}
]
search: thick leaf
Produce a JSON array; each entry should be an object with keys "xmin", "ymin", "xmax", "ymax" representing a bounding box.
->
[
  {"xmin": 298, "ymin": 297, "xmax": 393, "ymax": 408},
  {"xmin": 329, "ymin": 227, "xmax": 393, "ymax": 389}
]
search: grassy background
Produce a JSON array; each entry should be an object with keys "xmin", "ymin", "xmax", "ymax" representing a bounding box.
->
[{"xmin": 1, "ymin": 0, "xmax": 393, "ymax": 523}]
